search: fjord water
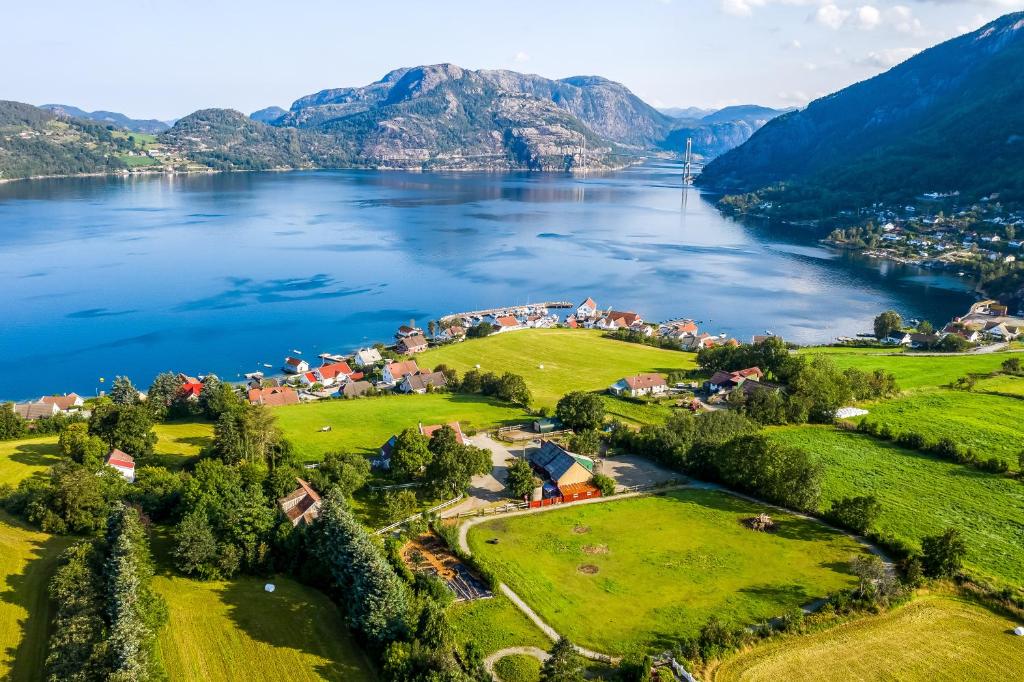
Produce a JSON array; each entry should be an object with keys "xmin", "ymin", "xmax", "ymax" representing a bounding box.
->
[{"xmin": 0, "ymin": 162, "xmax": 973, "ymax": 397}]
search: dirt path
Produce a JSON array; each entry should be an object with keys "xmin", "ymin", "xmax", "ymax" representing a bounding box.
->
[{"xmin": 483, "ymin": 646, "xmax": 550, "ymax": 678}]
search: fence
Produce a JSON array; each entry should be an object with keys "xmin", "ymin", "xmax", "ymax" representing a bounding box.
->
[
  {"xmin": 453, "ymin": 501, "xmax": 529, "ymax": 519},
  {"xmin": 368, "ymin": 481, "xmax": 424, "ymax": 492},
  {"xmin": 374, "ymin": 495, "xmax": 464, "ymax": 535}
]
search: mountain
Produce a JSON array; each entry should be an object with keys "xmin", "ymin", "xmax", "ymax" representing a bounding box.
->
[
  {"xmin": 700, "ymin": 105, "xmax": 790, "ymax": 126},
  {"xmin": 660, "ymin": 106, "xmax": 713, "ymax": 120},
  {"xmin": 40, "ymin": 104, "xmax": 170, "ymax": 133},
  {"xmin": 249, "ymin": 106, "xmax": 287, "ymax": 124},
  {"xmin": 699, "ymin": 12, "xmax": 1024, "ymax": 205},
  {"xmin": 658, "ymin": 105, "xmax": 789, "ymax": 158},
  {"xmin": 0, "ymin": 100, "xmax": 138, "ymax": 180}
]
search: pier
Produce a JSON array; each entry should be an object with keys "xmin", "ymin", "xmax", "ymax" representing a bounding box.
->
[{"xmin": 440, "ymin": 301, "xmax": 572, "ymax": 323}]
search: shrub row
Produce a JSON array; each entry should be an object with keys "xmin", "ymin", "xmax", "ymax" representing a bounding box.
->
[{"xmin": 856, "ymin": 420, "xmax": 1010, "ymax": 474}]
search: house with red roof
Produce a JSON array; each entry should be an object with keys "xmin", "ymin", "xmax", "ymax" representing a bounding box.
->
[
  {"xmin": 282, "ymin": 357, "xmax": 309, "ymax": 374},
  {"xmin": 178, "ymin": 374, "xmax": 204, "ymax": 399},
  {"xmin": 493, "ymin": 315, "xmax": 523, "ymax": 332},
  {"xmin": 278, "ymin": 478, "xmax": 322, "ymax": 527},
  {"xmin": 609, "ymin": 373, "xmax": 668, "ymax": 398},
  {"xmin": 575, "ymin": 297, "xmax": 598, "ymax": 320},
  {"xmin": 106, "ymin": 449, "xmax": 136, "ymax": 483},
  {"xmin": 298, "ymin": 361, "xmax": 354, "ymax": 388},
  {"xmin": 382, "ymin": 360, "xmax": 421, "ymax": 385},
  {"xmin": 397, "ymin": 334, "xmax": 429, "ymax": 354},
  {"xmin": 39, "ymin": 393, "xmax": 85, "ymax": 413},
  {"xmin": 705, "ymin": 367, "xmax": 764, "ymax": 394},
  {"xmin": 247, "ymin": 386, "xmax": 300, "ymax": 407}
]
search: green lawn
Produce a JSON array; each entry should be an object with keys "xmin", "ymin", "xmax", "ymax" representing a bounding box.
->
[
  {"xmin": 713, "ymin": 594, "xmax": 1024, "ymax": 682},
  {"xmin": 770, "ymin": 426, "xmax": 1024, "ymax": 586},
  {"xmin": 494, "ymin": 654, "xmax": 542, "ymax": 682},
  {"xmin": 802, "ymin": 349, "xmax": 1013, "ymax": 391},
  {"xmin": 117, "ymin": 154, "xmax": 160, "ymax": 167},
  {"xmin": 154, "ymin": 573, "xmax": 376, "ymax": 681},
  {"xmin": 845, "ymin": 389, "xmax": 1023, "ymax": 469},
  {"xmin": 150, "ymin": 421, "xmax": 214, "ymax": 469},
  {"xmin": 0, "ymin": 512, "xmax": 74, "ymax": 682},
  {"xmin": 467, "ymin": 489, "xmax": 867, "ymax": 655},
  {"xmin": 419, "ymin": 329, "xmax": 697, "ymax": 408},
  {"xmin": 275, "ymin": 393, "xmax": 528, "ymax": 460},
  {"xmin": 974, "ymin": 373, "xmax": 1024, "ymax": 398},
  {"xmin": 601, "ymin": 395, "xmax": 679, "ymax": 426},
  {"xmin": 449, "ymin": 594, "xmax": 550, "ymax": 656},
  {"xmin": 0, "ymin": 437, "xmax": 61, "ymax": 487}
]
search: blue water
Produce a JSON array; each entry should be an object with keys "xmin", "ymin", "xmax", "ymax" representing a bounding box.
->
[{"xmin": 0, "ymin": 162, "xmax": 974, "ymax": 398}]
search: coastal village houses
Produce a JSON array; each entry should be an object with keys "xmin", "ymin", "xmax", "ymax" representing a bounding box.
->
[
  {"xmin": 354, "ymin": 347, "xmax": 383, "ymax": 368},
  {"xmin": 609, "ymin": 373, "xmax": 668, "ymax": 398},
  {"xmin": 248, "ymin": 386, "xmax": 301, "ymax": 407},
  {"xmin": 282, "ymin": 357, "xmax": 309, "ymax": 375},
  {"xmin": 382, "ymin": 360, "xmax": 421, "ymax": 385}
]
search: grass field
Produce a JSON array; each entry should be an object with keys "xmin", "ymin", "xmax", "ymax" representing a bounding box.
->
[
  {"xmin": 275, "ymin": 393, "xmax": 528, "ymax": 460},
  {"xmin": 601, "ymin": 395, "xmax": 679, "ymax": 426},
  {"xmin": 419, "ymin": 329, "xmax": 697, "ymax": 408},
  {"xmin": 770, "ymin": 426, "xmax": 1024, "ymax": 585},
  {"xmin": 0, "ymin": 512, "xmax": 74, "ymax": 682},
  {"xmin": 713, "ymin": 594, "xmax": 1024, "ymax": 681},
  {"xmin": 974, "ymin": 373, "xmax": 1024, "ymax": 398},
  {"xmin": 802, "ymin": 349, "xmax": 1013, "ymax": 390},
  {"xmin": 0, "ymin": 437, "xmax": 61, "ymax": 487},
  {"xmin": 154, "ymin": 572, "xmax": 376, "ymax": 681},
  {"xmin": 494, "ymin": 654, "xmax": 542, "ymax": 682},
  {"xmin": 846, "ymin": 389, "xmax": 1023, "ymax": 469},
  {"xmin": 117, "ymin": 154, "xmax": 160, "ymax": 167},
  {"xmin": 449, "ymin": 595, "xmax": 550, "ymax": 656},
  {"xmin": 467, "ymin": 489, "xmax": 867, "ymax": 655},
  {"xmin": 150, "ymin": 421, "xmax": 214, "ymax": 469}
]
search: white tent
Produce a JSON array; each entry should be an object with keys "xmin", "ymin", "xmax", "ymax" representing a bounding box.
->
[
  {"xmin": 1014, "ymin": 625, "xmax": 1024, "ymax": 636},
  {"xmin": 265, "ymin": 583, "xmax": 276, "ymax": 593}
]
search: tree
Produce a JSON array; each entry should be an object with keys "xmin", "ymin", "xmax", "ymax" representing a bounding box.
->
[
  {"xmin": 917, "ymin": 319, "xmax": 934, "ymax": 334},
  {"xmin": 213, "ymin": 404, "xmax": 280, "ymax": 467},
  {"xmin": 591, "ymin": 473, "xmax": 616, "ymax": 497},
  {"xmin": 715, "ymin": 435, "xmax": 823, "ymax": 511},
  {"xmin": 146, "ymin": 372, "xmax": 183, "ymax": 420},
  {"xmin": 88, "ymin": 402, "xmax": 157, "ymax": 456},
  {"xmin": 921, "ymin": 527, "xmax": 967, "ymax": 578},
  {"xmin": 428, "ymin": 320, "xmax": 437, "ymax": 338},
  {"xmin": 388, "ymin": 428, "xmax": 432, "ymax": 480},
  {"xmin": 309, "ymin": 451, "xmax": 371, "ymax": 497},
  {"xmin": 383, "ymin": 489, "xmax": 418, "ymax": 522},
  {"xmin": 541, "ymin": 637, "xmax": 584, "ymax": 682},
  {"xmin": 505, "ymin": 457, "xmax": 537, "ymax": 499},
  {"xmin": 1001, "ymin": 357, "xmax": 1022, "ymax": 375},
  {"xmin": 0, "ymin": 404, "xmax": 27, "ymax": 440},
  {"xmin": 828, "ymin": 495, "xmax": 882, "ymax": 534},
  {"xmin": 873, "ymin": 310, "xmax": 903, "ymax": 341},
  {"xmin": 423, "ymin": 427, "xmax": 490, "ymax": 498},
  {"xmin": 466, "ymin": 322, "xmax": 493, "ymax": 338},
  {"xmin": 567, "ymin": 429, "xmax": 600, "ymax": 456},
  {"xmin": 497, "ymin": 372, "xmax": 532, "ymax": 408},
  {"xmin": 850, "ymin": 554, "xmax": 890, "ymax": 601},
  {"xmin": 744, "ymin": 388, "xmax": 788, "ymax": 425},
  {"xmin": 787, "ymin": 356, "xmax": 854, "ymax": 423},
  {"xmin": 556, "ymin": 391, "xmax": 605, "ymax": 432},
  {"xmin": 58, "ymin": 423, "xmax": 107, "ymax": 467},
  {"xmin": 198, "ymin": 375, "xmax": 239, "ymax": 419},
  {"xmin": 109, "ymin": 376, "xmax": 141, "ymax": 405},
  {"xmin": 173, "ymin": 510, "xmax": 220, "ymax": 580}
]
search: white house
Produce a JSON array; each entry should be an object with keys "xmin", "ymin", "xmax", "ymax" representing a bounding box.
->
[
  {"xmin": 884, "ymin": 332, "xmax": 912, "ymax": 346},
  {"xmin": 39, "ymin": 393, "xmax": 85, "ymax": 413},
  {"xmin": 282, "ymin": 357, "xmax": 309, "ymax": 374},
  {"xmin": 106, "ymin": 449, "xmax": 136, "ymax": 483},
  {"xmin": 435, "ymin": 325, "xmax": 466, "ymax": 343},
  {"xmin": 609, "ymin": 373, "xmax": 668, "ymax": 398},
  {"xmin": 382, "ymin": 360, "xmax": 420, "ymax": 385},
  {"xmin": 492, "ymin": 315, "xmax": 523, "ymax": 333},
  {"xmin": 354, "ymin": 347, "xmax": 383, "ymax": 368},
  {"xmin": 575, "ymin": 297, "xmax": 598, "ymax": 320}
]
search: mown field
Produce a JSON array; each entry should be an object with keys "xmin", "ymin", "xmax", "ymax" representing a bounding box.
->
[
  {"xmin": 974, "ymin": 372, "xmax": 1024, "ymax": 398},
  {"xmin": 0, "ymin": 436, "xmax": 62, "ymax": 487},
  {"xmin": 845, "ymin": 389, "xmax": 1023, "ymax": 469},
  {"xmin": 149, "ymin": 420, "xmax": 214, "ymax": 469},
  {"xmin": 494, "ymin": 654, "xmax": 542, "ymax": 682},
  {"xmin": 771, "ymin": 426, "xmax": 1024, "ymax": 585},
  {"xmin": 713, "ymin": 594, "xmax": 1024, "ymax": 681},
  {"xmin": 449, "ymin": 594, "xmax": 550, "ymax": 656},
  {"xmin": 802, "ymin": 349, "xmax": 1013, "ymax": 391},
  {"xmin": 419, "ymin": 329, "xmax": 697, "ymax": 408},
  {"xmin": 275, "ymin": 393, "xmax": 528, "ymax": 460},
  {"xmin": 468, "ymin": 489, "xmax": 867, "ymax": 655},
  {"xmin": 0, "ymin": 512, "xmax": 73, "ymax": 682},
  {"xmin": 154, "ymin": 572, "xmax": 376, "ymax": 681}
]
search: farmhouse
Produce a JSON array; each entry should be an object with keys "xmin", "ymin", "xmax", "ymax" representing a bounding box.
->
[
  {"xmin": 278, "ymin": 478, "xmax": 322, "ymax": 527},
  {"xmin": 39, "ymin": 393, "xmax": 85, "ymax": 412},
  {"xmin": 397, "ymin": 334, "xmax": 429, "ymax": 354},
  {"xmin": 609, "ymin": 373, "xmax": 668, "ymax": 397},
  {"xmin": 106, "ymin": 449, "xmax": 136, "ymax": 483},
  {"xmin": 398, "ymin": 370, "xmax": 448, "ymax": 394},
  {"xmin": 12, "ymin": 401, "xmax": 60, "ymax": 420},
  {"xmin": 528, "ymin": 440, "xmax": 598, "ymax": 502},
  {"xmin": 282, "ymin": 356, "xmax": 309, "ymax": 374},
  {"xmin": 354, "ymin": 347, "xmax": 383, "ymax": 368},
  {"xmin": 382, "ymin": 359, "xmax": 421, "ymax": 385},
  {"xmin": 705, "ymin": 367, "xmax": 763, "ymax": 393},
  {"xmin": 247, "ymin": 386, "xmax": 300, "ymax": 407}
]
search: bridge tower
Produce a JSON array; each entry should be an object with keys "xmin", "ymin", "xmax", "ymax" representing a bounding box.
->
[{"xmin": 683, "ymin": 137, "xmax": 695, "ymax": 185}]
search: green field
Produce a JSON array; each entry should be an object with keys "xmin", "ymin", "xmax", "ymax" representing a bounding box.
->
[
  {"xmin": 771, "ymin": 426, "xmax": 1024, "ymax": 585},
  {"xmin": 713, "ymin": 594, "xmax": 1024, "ymax": 681},
  {"xmin": 467, "ymin": 489, "xmax": 867, "ymax": 655},
  {"xmin": 601, "ymin": 395, "xmax": 679, "ymax": 426},
  {"xmin": 275, "ymin": 393, "xmax": 528, "ymax": 460},
  {"xmin": 449, "ymin": 594, "xmax": 550, "ymax": 656},
  {"xmin": 0, "ymin": 436, "xmax": 61, "ymax": 487},
  {"xmin": 494, "ymin": 654, "xmax": 542, "ymax": 682},
  {"xmin": 419, "ymin": 329, "xmax": 697, "ymax": 408},
  {"xmin": 974, "ymin": 372, "xmax": 1024, "ymax": 398},
  {"xmin": 117, "ymin": 154, "xmax": 160, "ymax": 167},
  {"xmin": 0, "ymin": 512, "xmax": 74, "ymax": 682},
  {"xmin": 154, "ymin": 573, "xmax": 376, "ymax": 681},
  {"xmin": 150, "ymin": 421, "xmax": 214, "ymax": 469},
  {"xmin": 847, "ymin": 389, "xmax": 1023, "ymax": 469},
  {"xmin": 802, "ymin": 349, "xmax": 1012, "ymax": 391}
]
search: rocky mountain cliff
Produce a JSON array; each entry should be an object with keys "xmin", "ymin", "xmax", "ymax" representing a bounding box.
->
[{"xmin": 699, "ymin": 12, "xmax": 1024, "ymax": 204}]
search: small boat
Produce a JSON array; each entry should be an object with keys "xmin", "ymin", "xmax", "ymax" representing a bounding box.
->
[
  {"xmin": 292, "ymin": 349, "xmax": 303, "ymax": 355},
  {"xmin": 263, "ymin": 363, "xmax": 272, "ymax": 368}
]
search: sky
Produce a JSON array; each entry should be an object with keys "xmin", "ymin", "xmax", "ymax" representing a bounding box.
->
[{"xmin": 4, "ymin": 0, "xmax": 1023, "ymax": 120}]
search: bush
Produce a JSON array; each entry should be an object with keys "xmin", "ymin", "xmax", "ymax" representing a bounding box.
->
[
  {"xmin": 590, "ymin": 474, "xmax": 616, "ymax": 497},
  {"xmin": 827, "ymin": 495, "xmax": 882, "ymax": 535}
]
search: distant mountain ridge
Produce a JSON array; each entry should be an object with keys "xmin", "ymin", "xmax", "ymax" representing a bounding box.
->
[
  {"xmin": 699, "ymin": 12, "xmax": 1024, "ymax": 204},
  {"xmin": 40, "ymin": 104, "xmax": 170, "ymax": 133}
]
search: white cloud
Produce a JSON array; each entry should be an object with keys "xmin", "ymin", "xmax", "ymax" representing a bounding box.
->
[
  {"xmin": 849, "ymin": 5, "xmax": 882, "ymax": 29},
  {"xmin": 886, "ymin": 5, "xmax": 923, "ymax": 34},
  {"xmin": 513, "ymin": 51, "xmax": 530, "ymax": 63},
  {"xmin": 784, "ymin": 38, "xmax": 803, "ymax": 48},
  {"xmin": 857, "ymin": 46, "xmax": 921, "ymax": 67},
  {"xmin": 815, "ymin": 4, "xmax": 850, "ymax": 29}
]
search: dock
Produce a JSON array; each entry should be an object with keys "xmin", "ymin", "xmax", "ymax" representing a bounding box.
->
[{"xmin": 440, "ymin": 301, "xmax": 572, "ymax": 323}]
